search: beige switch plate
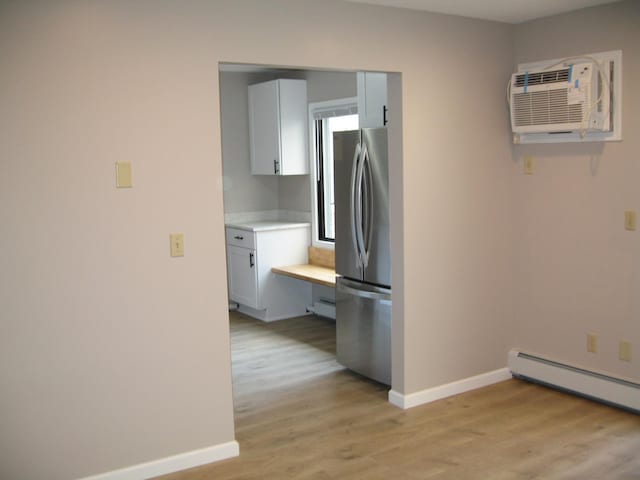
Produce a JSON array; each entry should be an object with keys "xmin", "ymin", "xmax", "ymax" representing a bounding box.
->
[
  {"xmin": 523, "ymin": 155, "xmax": 534, "ymax": 175},
  {"xmin": 624, "ymin": 210, "xmax": 637, "ymax": 231},
  {"xmin": 587, "ymin": 333, "xmax": 598, "ymax": 353},
  {"xmin": 116, "ymin": 162, "xmax": 133, "ymax": 188},
  {"xmin": 619, "ymin": 341, "xmax": 632, "ymax": 362},
  {"xmin": 170, "ymin": 233, "xmax": 185, "ymax": 257}
]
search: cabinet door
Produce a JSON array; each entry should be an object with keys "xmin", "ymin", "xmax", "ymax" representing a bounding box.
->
[
  {"xmin": 248, "ymin": 80, "xmax": 280, "ymax": 175},
  {"xmin": 357, "ymin": 72, "xmax": 388, "ymax": 128},
  {"xmin": 227, "ymin": 245, "xmax": 259, "ymax": 309},
  {"xmin": 248, "ymin": 79, "xmax": 309, "ymax": 176},
  {"xmin": 278, "ymin": 79, "xmax": 309, "ymax": 175}
]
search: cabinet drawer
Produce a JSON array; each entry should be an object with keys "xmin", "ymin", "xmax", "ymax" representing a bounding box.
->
[{"xmin": 226, "ymin": 228, "xmax": 255, "ymax": 249}]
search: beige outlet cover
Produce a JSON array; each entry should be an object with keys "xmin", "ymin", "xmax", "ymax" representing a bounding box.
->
[
  {"xmin": 619, "ymin": 341, "xmax": 632, "ymax": 362},
  {"xmin": 587, "ymin": 333, "xmax": 598, "ymax": 353},
  {"xmin": 523, "ymin": 155, "xmax": 534, "ymax": 175}
]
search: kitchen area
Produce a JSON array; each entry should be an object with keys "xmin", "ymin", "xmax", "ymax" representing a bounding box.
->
[{"xmin": 219, "ymin": 64, "xmax": 392, "ymax": 386}]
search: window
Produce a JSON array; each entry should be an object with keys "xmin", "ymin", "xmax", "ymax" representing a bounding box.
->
[{"xmin": 310, "ymin": 99, "xmax": 358, "ymax": 245}]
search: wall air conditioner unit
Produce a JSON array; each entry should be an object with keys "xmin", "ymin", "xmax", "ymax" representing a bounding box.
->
[
  {"xmin": 508, "ymin": 51, "xmax": 621, "ymax": 144},
  {"xmin": 511, "ymin": 62, "xmax": 608, "ymax": 135}
]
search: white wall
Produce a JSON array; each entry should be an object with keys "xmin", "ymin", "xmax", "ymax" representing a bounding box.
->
[
  {"xmin": 0, "ymin": 1, "xmax": 515, "ymax": 478},
  {"xmin": 512, "ymin": 0, "xmax": 640, "ymax": 381}
]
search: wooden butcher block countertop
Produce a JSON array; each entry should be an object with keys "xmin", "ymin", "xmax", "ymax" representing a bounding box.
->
[{"xmin": 271, "ymin": 247, "xmax": 336, "ymax": 287}]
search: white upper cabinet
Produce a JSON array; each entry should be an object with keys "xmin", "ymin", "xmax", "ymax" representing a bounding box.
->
[
  {"xmin": 357, "ymin": 72, "xmax": 388, "ymax": 129},
  {"xmin": 248, "ymin": 79, "xmax": 309, "ymax": 175}
]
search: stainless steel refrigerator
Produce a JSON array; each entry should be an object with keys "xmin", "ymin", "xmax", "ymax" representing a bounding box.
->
[{"xmin": 334, "ymin": 127, "xmax": 391, "ymax": 386}]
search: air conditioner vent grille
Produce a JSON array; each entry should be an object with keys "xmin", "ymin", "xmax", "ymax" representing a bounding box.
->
[
  {"xmin": 512, "ymin": 89, "xmax": 583, "ymax": 127},
  {"xmin": 513, "ymin": 68, "xmax": 570, "ymax": 87}
]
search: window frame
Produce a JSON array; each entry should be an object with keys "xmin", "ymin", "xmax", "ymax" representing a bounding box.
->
[{"xmin": 308, "ymin": 97, "xmax": 358, "ymax": 249}]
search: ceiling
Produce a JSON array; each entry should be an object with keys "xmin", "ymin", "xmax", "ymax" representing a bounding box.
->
[
  {"xmin": 220, "ymin": 0, "xmax": 621, "ymax": 73},
  {"xmin": 342, "ymin": 0, "xmax": 621, "ymax": 24}
]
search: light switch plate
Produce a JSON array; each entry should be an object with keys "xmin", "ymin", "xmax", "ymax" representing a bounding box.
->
[
  {"xmin": 116, "ymin": 162, "xmax": 133, "ymax": 188},
  {"xmin": 170, "ymin": 233, "xmax": 185, "ymax": 257},
  {"xmin": 624, "ymin": 210, "xmax": 636, "ymax": 231}
]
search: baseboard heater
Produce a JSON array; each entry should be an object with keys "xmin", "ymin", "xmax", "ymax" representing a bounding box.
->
[
  {"xmin": 306, "ymin": 299, "xmax": 336, "ymax": 319},
  {"xmin": 508, "ymin": 350, "xmax": 640, "ymax": 414}
]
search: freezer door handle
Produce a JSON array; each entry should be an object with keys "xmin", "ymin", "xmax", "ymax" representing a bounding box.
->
[{"xmin": 337, "ymin": 278, "xmax": 391, "ymax": 302}]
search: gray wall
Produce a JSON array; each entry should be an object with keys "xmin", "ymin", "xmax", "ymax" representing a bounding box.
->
[
  {"xmin": 279, "ymin": 70, "xmax": 358, "ymax": 213},
  {"xmin": 512, "ymin": 0, "xmax": 640, "ymax": 379},
  {"xmin": 1, "ymin": 1, "xmax": 517, "ymax": 476},
  {"xmin": 9, "ymin": 0, "xmax": 638, "ymax": 478},
  {"xmin": 220, "ymin": 71, "xmax": 279, "ymax": 213}
]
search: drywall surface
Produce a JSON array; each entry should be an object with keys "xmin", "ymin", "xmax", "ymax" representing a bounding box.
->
[
  {"xmin": 278, "ymin": 69, "xmax": 358, "ymax": 214},
  {"xmin": 512, "ymin": 0, "xmax": 640, "ymax": 381},
  {"xmin": 220, "ymin": 69, "xmax": 356, "ymax": 216},
  {"xmin": 0, "ymin": 1, "xmax": 515, "ymax": 478},
  {"xmin": 0, "ymin": 2, "xmax": 237, "ymax": 479},
  {"xmin": 220, "ymin": 71, "xmax": 280, "ymax": 214}
]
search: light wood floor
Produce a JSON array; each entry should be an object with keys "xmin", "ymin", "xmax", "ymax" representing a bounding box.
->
[{"xmin": 157, "ymin": 312, "xmax": 640, "ymax": 480}]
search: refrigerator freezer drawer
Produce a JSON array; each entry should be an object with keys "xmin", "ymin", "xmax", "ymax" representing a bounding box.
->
[{"xmin": 336, "ymin": 278, "xmax": 391, "ymax": 386}]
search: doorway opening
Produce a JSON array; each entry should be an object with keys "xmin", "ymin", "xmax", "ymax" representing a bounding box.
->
[{"xmin": 218, "ymin": 63, "xmax": 403, "ymax": 433}]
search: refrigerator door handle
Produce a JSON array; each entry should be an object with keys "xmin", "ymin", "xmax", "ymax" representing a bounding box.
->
[
  {"xmin": 350, "ymin": 142, "xmax": 363, "ymax": 269},
  {"xmin": 361, "ymin": 144, "xmax": 374, "ymax": 268},
  {"xmin": 355, "ymin": 144, "xmax": 367, "ymax": 269},
  {"xmin": 337, "ymin": 278, "xmax": 392, "ymax": 302}
]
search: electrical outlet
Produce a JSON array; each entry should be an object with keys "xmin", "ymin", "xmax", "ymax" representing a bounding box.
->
[
  {"xmin": 170, "ymin": 233, "xmax": 185, "ymax": 257},
  {"xmin": 587, "ymin": 333, "xmax": 598, "ymax": 353},
  {"xmin": 619, "ymin": 341, "xmax": 632, "ymax": 362},
  {"xmin": 624, "ymin": 211, "xmax": 637, "ymax": 231},
  {"xmin": 523, "ymin": 155, "xmax": 534, "ymax": 175}
]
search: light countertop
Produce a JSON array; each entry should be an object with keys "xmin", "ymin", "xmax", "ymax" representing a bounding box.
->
[{"xmin": 225, "ymin": 221, "xmax": 310, "ymax": 232}]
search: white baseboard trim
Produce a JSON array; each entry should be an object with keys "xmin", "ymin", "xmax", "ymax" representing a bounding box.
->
[
  {"xmin": 79, "ymin": 440, "xmax": 239, "ymax": 480},
  {"xmin": 388, "ymin": 367, "xmax": 512, "ymax": 409}
]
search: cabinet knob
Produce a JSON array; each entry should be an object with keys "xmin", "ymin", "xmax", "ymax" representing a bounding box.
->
[
  {"xmin": 249, "ymin": 252, "xmax": 255, "ymax": 268},
  {"xmin": 273, "ymin": 159, "xmax": 280, "ymax": 175},
  {"xmin": 234, "ymin": 235, "xmax": 244, "ymax": 240}
]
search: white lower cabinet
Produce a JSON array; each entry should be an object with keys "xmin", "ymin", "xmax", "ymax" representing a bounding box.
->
[
  {"xmin": 226, "ymin": 223, "xmax": 311, "ymax": 321},
  {"xmin": 227, "ymin": 244, "xmax": 259, "ymax": 309}
]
